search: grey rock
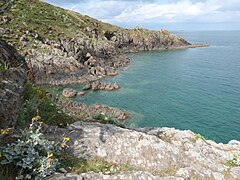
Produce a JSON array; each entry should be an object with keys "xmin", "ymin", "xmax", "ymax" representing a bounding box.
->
[
  {"xmin": 45, "ymin": 122, "xmax": 239, "ymax": 179},
  {"xmin": 83, "ymin": 81, "xmax": 120, "ymax": 91}
]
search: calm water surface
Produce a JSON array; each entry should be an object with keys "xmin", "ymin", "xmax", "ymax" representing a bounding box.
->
[{"xmin": 71, "ymin": 31, "xmax": 240, "ymax": 143}]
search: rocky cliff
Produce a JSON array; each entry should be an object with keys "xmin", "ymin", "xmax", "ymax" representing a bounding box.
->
[
  {"xmin": 0, "ymin": 39, "xmax": 27, "ymax": 128},
  {"xmin": 1, "ymin": 0, "xmax": 193, "ymax": 85}
]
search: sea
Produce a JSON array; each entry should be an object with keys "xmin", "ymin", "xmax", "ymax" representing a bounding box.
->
[{"xmin": 70, "ymin": 31, "xmax": 240, "ymax": 143}]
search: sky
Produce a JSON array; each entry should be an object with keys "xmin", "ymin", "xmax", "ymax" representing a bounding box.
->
[{"xmin": 44, "ymin": 0, "xmax": 240, "ymax": 31}]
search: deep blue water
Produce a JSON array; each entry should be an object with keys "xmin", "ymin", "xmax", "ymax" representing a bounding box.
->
[{"xmin": 72, "ymin": 31, "xmax": 240, "ymax": 143}]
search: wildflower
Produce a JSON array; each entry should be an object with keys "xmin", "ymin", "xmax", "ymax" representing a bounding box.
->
[
  {"xmin": 61, "ymin": 142, "xmax": 66, "ymax": 148},
  {"xmin": 47, "ymin": 152, "xmax": 53, "ymax": 158},
  {"xmin": 31, "ymin": 115, "xmax": 41, "ymax": 122},
  {"xmin": 63, "ymin": 137, "xmax": 70, "ymax": 141},
  {"xmin": 0, "ymin": 129, "xmax": 8, "ymax": 135}
]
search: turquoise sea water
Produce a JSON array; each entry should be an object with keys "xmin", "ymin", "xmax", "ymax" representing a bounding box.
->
[{"xmin": 72, "ymin": 31, "xmax": 240, "ymax": 143}]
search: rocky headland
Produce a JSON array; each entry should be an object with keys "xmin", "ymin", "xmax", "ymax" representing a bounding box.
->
[
  {"xmin": 0, "ymin": 0, "xmax": 207, "ymax": 85},
  {"xmin": 1, "ymin": 0, "xmax": 238, "ymax": 180}
]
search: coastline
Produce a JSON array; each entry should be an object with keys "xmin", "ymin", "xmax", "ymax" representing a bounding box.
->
[{"xmin": 1, "ymin": 0, "xmax": 240, "ymax": 178}]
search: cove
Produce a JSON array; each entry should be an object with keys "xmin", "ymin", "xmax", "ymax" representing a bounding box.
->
[{"xmin": 73, "ymin": 31, "xmax": 240, "ymax": 143}]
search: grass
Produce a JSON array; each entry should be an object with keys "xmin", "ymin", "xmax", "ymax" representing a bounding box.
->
[
  {"xmin": 17, "ymin": 82, "xmax": 76, "ymax": 128},
  {"xmin": 0, "ymin": 62, "xmax": 9, "ymax": 73},
  {"xmin": 195, "ymin": 133, "xmax": 207, "ymax": 142},
  {"xmin": 1, "ymin": 0, "xmax": 121, "ymax": 48},
  {"xmin": 59, "ymin": 153, "xmax": 132, "ymax": 174}
]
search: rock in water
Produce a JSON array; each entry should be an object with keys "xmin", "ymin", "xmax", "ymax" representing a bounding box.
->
[
  {"xmin": 62, "ymin": 88, "xmax": 86, "ymax": 98},
  {"xmin": 83, "ymin": 81, "xmax": 120, "ymax": 91}
]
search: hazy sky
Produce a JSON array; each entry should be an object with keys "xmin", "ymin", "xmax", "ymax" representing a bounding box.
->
[{"xmin": 44, "ymin": 0, "xmax": 240, "ymax": 31}]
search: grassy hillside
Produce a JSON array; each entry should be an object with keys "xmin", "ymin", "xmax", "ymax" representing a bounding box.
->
[{"xmin": 1, "ymin": 0, "xmax": 122, "ymax": 47}]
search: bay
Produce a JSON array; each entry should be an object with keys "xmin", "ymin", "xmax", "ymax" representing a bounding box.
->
[{"xmin": 72, "ymin": 31, "xmax": 240, "ymax": 143}]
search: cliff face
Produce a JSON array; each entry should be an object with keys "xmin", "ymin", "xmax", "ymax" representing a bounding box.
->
[
  {"xmin": 0, "ymin": 39, "xmax": 27, "ymax": 128},
  {"xmin": 0, "ymin": 0, "xmax": 190, "ymax": 85}
]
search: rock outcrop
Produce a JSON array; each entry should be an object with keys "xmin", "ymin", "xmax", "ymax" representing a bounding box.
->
[
  {"xmin": 0, "ymin": 39, "xmax": 27, "ymax": 128},
  {"xmin": 46, "ymin": 122, "xmax": 240, "ymax": 179},
  {"xmin": 83, "ymin": 81, "xmax": 120, "ymax": 91},
  {"xmin": 60, "ymin": 100, "xmax": 129, "ymax": 122}
]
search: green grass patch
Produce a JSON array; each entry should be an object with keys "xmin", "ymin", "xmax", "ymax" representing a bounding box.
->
[{"xmin": 195, "ymin": 133, "xmax": 207, "ymax": 142}]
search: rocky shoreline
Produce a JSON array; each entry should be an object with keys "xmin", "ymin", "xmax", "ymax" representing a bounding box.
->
[{"xmin": 1, "ymin": 0, "xmax": 239, "ymax": 179}]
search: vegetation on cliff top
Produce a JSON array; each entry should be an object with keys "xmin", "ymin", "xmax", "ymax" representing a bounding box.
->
[{"xmin": 1, "ymin": 0, "xmax": 121, "ymax": 46}]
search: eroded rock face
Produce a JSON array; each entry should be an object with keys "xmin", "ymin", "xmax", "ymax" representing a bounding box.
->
[
  {"xmin": 45, "ymin": 122, "xmax": 240, "ymax": 179},
  {"xmin": 0, "ymin": 39, "xmax": 27, "ymax": 128},
  {"xmin": 83, "ymin": 81, "xmax": 120, "ymax": 91},
  {"xmin": 0, "ymin": 68, "xmax": 27, "ymax": 128}
]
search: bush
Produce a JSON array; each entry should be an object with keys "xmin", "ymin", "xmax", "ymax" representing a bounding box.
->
[
  {"xmin": 0, "ymin": 118, "xmax": 65, "ymax": 179},
  {"xmin": 18, "ymin": 83, "xmax": 75, "ymax": 127}
]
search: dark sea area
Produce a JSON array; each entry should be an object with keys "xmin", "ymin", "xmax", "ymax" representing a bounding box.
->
[{"xmin": 72, "ymin": 31, "xmax": 240, "ymax": 143}]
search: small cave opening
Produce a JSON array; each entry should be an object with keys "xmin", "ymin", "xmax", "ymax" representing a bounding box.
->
[{"xmin": 104, "ymin": 31, "xmax": 115, "ymax": 40}]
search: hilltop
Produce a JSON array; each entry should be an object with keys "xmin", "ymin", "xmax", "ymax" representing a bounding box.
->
[{"xmin": 1, "ymin": 0, "xmax": 192, "ymax": 85}]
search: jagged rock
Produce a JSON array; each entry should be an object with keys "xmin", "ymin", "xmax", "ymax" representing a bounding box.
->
[
  {"xmin": 0, "ymin": 68, "xmax": 27, "ymax": 128},
  {"xmin": 45, "ymin": 122, "xmax": 240, "ymax": 179},
  {"xmin": 0, "ymin": 39, "xmax": 27, "ymax": 128},
  {"xmin": 83, "ymin": 81, "xmax": 120, "ymax": 91},
  {"xmin": 60, "ymin": 100, "xmax": 129, "ymax": 122}
]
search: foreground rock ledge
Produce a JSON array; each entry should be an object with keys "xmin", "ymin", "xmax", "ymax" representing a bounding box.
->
[{"xmin": 46, "ymin": 122, "xmax": 240, "ymax": 179}]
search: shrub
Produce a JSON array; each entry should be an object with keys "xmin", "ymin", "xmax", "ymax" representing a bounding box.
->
[
  {"xmin": 0, "ymin": 118, "xmax": 63, "ymax": 179},
  {"xmin": 17, "ymin": 83, "xmax": 75, "ymax": 127}
]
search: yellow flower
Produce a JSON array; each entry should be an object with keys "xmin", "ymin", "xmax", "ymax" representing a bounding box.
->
[
  {"xmin": 61, "ymin": 143, "xmax": 65, "ymax": 148},
  {"xmin": 47, "ymin": 152, "xmax": 53, "ymax": 158},
  {"xmin": 0, "ymin": 129, "xmax": 8, "ymax": 135},
  {"xmin": 32, "ymin": 115, "xmax": 41, "ymax": 122},
  {"xmin": 63, "ymin": 137, "xmax": 70, "ymax": 141}
]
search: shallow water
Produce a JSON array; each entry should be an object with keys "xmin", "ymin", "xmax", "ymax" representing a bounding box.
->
[{"xmin": 72, "ymin": 31, "xmax": 240, "ymax": 143}]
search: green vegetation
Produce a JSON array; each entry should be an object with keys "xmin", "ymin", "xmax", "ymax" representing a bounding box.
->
[
  {"xmin": 18, "ymin": 82, "xmax": 75, "ymax": 127},
  {"xmin": 95, "ymin": 113, "xmax": 125, "ymax": 128},
  {"xmin": 0, "ymin": 120, "xmax": 63, "ymax": 179},
  {"xmin": 195, "ymin": 133, "xmax": 207, "ymax": 142},
  {"xmin": 226, "ymin": 153, "xmax": 240, "ymax": 167},
  {"xmin": 0, "ymin": 62, "xmax": 9, "ymax": 73},
  {"xmin": 1, "ymin": 0, "xmax": 121, "ymax": 47},
  {"xmin": 59, "ymin": 154, "xmax": 132, "ymax": 174}
]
